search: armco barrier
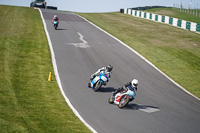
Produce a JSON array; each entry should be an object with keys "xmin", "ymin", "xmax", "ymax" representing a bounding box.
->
[{"xmin": 122, "ymin": 8, "xmax": 200, "ymax": 33}]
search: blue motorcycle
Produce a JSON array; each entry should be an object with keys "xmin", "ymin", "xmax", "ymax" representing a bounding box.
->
[{"xmin": 89, "ymin": 72, "xmax": 109, "ymax": 92}]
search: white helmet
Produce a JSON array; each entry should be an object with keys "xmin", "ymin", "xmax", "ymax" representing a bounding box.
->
[{"xmin": 131, "ymin": 79, "xmax": 138, "ymax": 87}]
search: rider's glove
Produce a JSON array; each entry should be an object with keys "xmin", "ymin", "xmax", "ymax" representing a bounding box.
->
[{"xmin": 123, "ymin": 85, "xmax": 127, "ymax": 90}]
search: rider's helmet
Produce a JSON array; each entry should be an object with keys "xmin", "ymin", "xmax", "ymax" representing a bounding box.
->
[
  {"xmin": 106, "ymin": 64, "xmax": 113, "ymax": 72},
  {"xmin": 131, "ymin": 79, "xmax": 138, "ymax": 88},
  {"xmin": 54, "ymin": 15, "xmax": 57, "ymax": 18}
]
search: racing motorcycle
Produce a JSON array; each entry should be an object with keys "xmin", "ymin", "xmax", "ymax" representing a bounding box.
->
[
  {"xmin": 53, "ymin": 21, "xmax": 59, "ymax": 30},
  {"xmin": 88, "ymin": 71, "xmax": 109, "ymax": 92},
  {"xmin": 108, "ymin": 85, "xmax": 136, "ymax": 109}
]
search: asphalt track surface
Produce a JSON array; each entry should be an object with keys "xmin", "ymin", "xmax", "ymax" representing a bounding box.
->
[{"xmin": 41, "ymin": 9, "xmax": 200, "ymax": 133}]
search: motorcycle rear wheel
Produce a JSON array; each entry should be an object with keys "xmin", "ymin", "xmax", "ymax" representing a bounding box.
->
[{"xmin": 118, "ymin": 95, "xmax": 130, "ymax": 109}]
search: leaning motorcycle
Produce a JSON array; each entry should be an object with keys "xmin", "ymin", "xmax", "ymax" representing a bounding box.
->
[
  {"xmin": 108, "ymin": 85, "xmax": 136, "ymax": 109},
  {"xmin": 53, "ymin": 21, "xmax": 59, "ymax": 30},
  {"xmin": 89, "ymin": 72, "xmax": 109, "ymax": 92}
]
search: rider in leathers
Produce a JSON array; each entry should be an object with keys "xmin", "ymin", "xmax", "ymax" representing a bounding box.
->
[
  {"xmin": 52, "ymin": 15, "xmax": 59, "ymax": 24},
  {"xmin": 112, "ymin": 79, "xmax": 138, "ymax": 100},
  {"xmin": 88, "ymin": 65, "xmax": 113, "ymax": 87}
]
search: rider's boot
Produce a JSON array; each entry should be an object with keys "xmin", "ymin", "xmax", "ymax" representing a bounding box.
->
[{"xmin": 103, "ymin": 82, "xmax": 107, "ymax": 86}]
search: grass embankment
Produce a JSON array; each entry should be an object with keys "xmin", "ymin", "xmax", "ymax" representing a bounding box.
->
[
  {"xmin": 77, "ymin": 10, "xmax": 200, "ymax": 98},
  {"xmin": 0, "ymin": 5, "xmax": 91, "ymax": 133},
  {"xmin": 145, "ymin": 7, "xmax": 200, "ymax": 23}
]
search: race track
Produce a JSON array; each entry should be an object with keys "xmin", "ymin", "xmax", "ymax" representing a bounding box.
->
[{"xmin": 41, "ymin": 9, "xmax": 200, "ymax": 133}]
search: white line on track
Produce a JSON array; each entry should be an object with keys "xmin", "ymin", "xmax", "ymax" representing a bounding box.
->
[
  {"xmin": 38, "ymin": 9, "xmax": 97, "ymax": 133},
  {"xmin": 67, "ymin": 32, "xmax": 90, "ymax": 48},
  {"xmin": 136, "ymin": 104, "xmax": 160, "ymax": 113},
  {"xmin": 139, "ymin": 107, "xmax": 160, "ymax": 113},
  {"xmin": 78, "ymin": 32, "xmax": 88, "ymax": 44}
]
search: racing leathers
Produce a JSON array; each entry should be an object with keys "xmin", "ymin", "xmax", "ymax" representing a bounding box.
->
[
  {"xmin": 52, "ymin": 16, "xmax": 59, "ymax": 24},
  {"xmin": 90, "ymin": 67, "xmax": 111, "ymax": 81}
]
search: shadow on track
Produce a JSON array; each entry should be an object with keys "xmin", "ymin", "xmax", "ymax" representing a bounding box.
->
[
  {"xmin": 98, "ymin": 87, "xmax": 115, "ymax": 93},
  {"xmin": 56, "ymin": 28, "xmax": 67, "ymax": 30}
]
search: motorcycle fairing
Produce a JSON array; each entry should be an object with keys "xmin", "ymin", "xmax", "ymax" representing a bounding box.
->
[
  {"xmin": 53, "ymin": 21, "xmax": 58, "ymax": 24},
  {"xmin": 90, "ymin": 72, "xmax": 108, "ymax": 88}
]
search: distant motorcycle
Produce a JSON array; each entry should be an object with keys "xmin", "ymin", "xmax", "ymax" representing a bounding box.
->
[
  {"xmin": 89, "ymin": 72, "xmax": 109, "ymax": 92},
  {"xmin": 108, "ymin": 85, "xmax": 136, "ymax": 109},
  {"xmin": 53, "ymin": 21, "xmax": 59, "ymax": 30}
]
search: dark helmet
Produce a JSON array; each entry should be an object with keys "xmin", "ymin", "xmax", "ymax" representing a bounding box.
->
[{"xmin": 106, "ymin": 64, "xmax": 113, "ymax": 72}]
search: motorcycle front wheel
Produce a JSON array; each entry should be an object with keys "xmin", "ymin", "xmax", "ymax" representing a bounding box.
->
[
  {"xmin": 118, "ymin": 95, "xmax": 130, "ymax": 109},
  {"xmin": 54, "ymin": 24, "xmax": 58, "ymax": 30},
  {"xmin": 93, "ymin": 80, "xmax": 102, "ymax": 92},
  {"xmin": 108, "ymin": 96, "xmax": 114, "ymax": 104}
]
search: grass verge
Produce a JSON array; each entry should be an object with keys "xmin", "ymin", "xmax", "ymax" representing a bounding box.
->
[
  {"xmin": 77, "ymin": 11, "xmax": 200, "ymax": 98},
  {"xmin": 0, "ymin": 5, "xmax": 91, "ymax": 133}
]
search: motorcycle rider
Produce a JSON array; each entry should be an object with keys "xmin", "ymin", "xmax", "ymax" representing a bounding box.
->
[
  {"xmin": 88, "ymin": 65, "xmax": 113, "ymax": 88},
  {"xmin": 52, "ymin": 14, "xmax": 59, "ymax": 24},
  {"xmin": 112, "ymin": 79, "xmax": 138, "ymax": 100}
]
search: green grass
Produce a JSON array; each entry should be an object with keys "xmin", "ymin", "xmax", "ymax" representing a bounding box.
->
[
  {"xmin": 77, "ymin": 12, "xmax": 200, "ymax": 98},
  {"xmin": 145, "ymin": 7, "xmax": 200, "ymax": 23},
  {"xmin": 0, "ymin": 5, "xmax": 91, "ymax": 133}
]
